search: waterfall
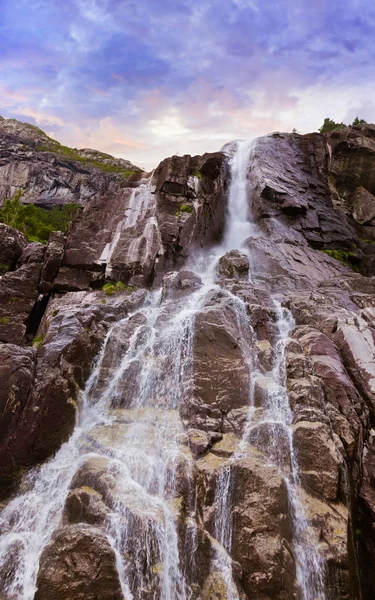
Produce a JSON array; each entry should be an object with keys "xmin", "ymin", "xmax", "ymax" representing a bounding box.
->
[{"xmin": 0, "ymin": 139, "xmax": 327, "ymax": 600}]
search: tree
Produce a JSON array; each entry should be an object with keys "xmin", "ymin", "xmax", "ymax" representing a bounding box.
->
[
  {"xmin": 319, "ymin": 118, "xmax": 346, "ymax": 134},
  {"xmin": 0, "ymin": 191, "xmax": 80, "ymax": 243},
  {"xmin": 351, "ymin": 116, "xmax": 367, "ymax": 127}
]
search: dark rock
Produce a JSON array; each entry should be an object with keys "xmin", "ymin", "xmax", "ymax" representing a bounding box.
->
[
  {"xmin": 39, "ymin": 231, "xmax": 65, "ymax": 293},
  {"xmin": 0, "ymin": 262, "xmax": 41, "ymax": 343},
  {"xmin": 0, "ymin": 344, "xmax": 35, "ymax": 491},
  {"xmin": 64, "ymin": 487, "xmax": 109, "ymax": 526},
  {"xmin": 0, "ymin": 224, "xmax": 27, "ymax": 272},
  {"xmin": 34, "ymin": 525, "xmax": 124, "ymax": 600},
  {"xmin": 17, "ymin": 241, "xmax": 45, "ymax": 266},
  {"xmin": 351, "ymin": 186, "xmax": 375, "ymax": 224}
]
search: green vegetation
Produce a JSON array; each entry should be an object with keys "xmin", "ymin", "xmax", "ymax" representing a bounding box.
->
[
  {"xmin": 319, "ymin": 116, "xmax": 367, "ymax": 134},
  {"xmin": 0, "ymin": 317, "xmax": 9, "ymax": 324},
  {"xmin": 0, "ymin": 191, "xmax": 80, "ymax": 243},
  {"xmin": 36, "ymin": 141, "xmax": 137, "ymax": 178},
  {"xmin": 192, "ymin": 171, "xmax": 202, "ymax": 180},
  {"xmin": 32, "ymin": 335, "xmax": 44, "ymax": 349},
  {"xmin": 179, "ymin": 204, "xmax": 194, "ymax": 213},
  {"xmin": 51, "ymin": 309, "xmax": 57, "ymax": 317},
  {"xmin": 321, "ymin": 249, "xmax": 360, "ymax": 272},
  {"xmin": 101, "ymin": 281, "xmax": 131, "ymax": 296},
  {"xmin": 0, "ymin": 263, "xmax": 9, "ymax": 273}
]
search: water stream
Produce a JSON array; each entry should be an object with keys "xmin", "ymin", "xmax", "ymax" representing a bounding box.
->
[{"xmin": 0, "ymin": 140, "xmax": 327, "ymax": 599}]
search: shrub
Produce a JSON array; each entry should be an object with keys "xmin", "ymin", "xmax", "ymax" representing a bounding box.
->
[
  {"xmin": 32, "ymin": 335, "xmax": 44, "ymax": 349},
  {"xmin": 319, "ymin": 116, "xmax": 367, "ymax": 134},
  {"xmin": 319, "ymin": 118, "xmax": 346, "ymax": 134},
  {"xmin": 180, "ymin": 204, "xmax": 193, "ymax": 213},
  {"xmin": 101, "ymin": 281, "xmax": 130, "ymax": 296},
  {"xmin": 321, "ymin": 249, "xmax": 360, "ymax": 272},
  {"xmin": 0, "ymin": 191, "xmax": 80, "ymax": 243}
]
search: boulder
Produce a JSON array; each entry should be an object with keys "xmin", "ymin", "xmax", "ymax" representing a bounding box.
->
[
  {"xmin": 218, "ymin": 250, "xmax": 249, "ymax": 280},
  {"xmin": 34, "ymin": 526, "xmax": 124, "ymax": 600},
  {"xmin": 351, "ymin": 186, "xmax": 375, "ymax": 224},
  {"xmin": 0, "ymin": 223, "xmax": 27, "ymax": 272}
]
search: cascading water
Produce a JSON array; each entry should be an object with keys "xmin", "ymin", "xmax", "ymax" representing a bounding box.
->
[{"xmin": 0, "ymin": 139, "xmax": 327, "ymax": 600}]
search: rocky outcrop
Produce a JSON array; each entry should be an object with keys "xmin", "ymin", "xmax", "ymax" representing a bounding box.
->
[{"xmin": 63, "ymin": 152, "xmax": 226, "ymax": 288}]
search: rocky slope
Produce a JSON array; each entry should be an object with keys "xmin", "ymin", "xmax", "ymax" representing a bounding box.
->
[
  {"xmin": 0, "ymin": 116, "xmax": 141, "ymax": 208},
  {"xmin": 0, "ymin": 120, "xmax": 375, "ymax": 599}
]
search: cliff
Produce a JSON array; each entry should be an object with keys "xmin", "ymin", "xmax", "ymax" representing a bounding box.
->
[{"xmin": 0, "ymin": 119, "xmax": 375, "ymax": 599}]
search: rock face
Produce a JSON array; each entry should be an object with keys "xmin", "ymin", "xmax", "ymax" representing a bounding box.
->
[
  {"xmin": 0, "ymin": 115, "xmax": 141, "ymax": 208},
  {"xmin": 1, "ymin": 121, "xmax": 375, "ymax": 600}
]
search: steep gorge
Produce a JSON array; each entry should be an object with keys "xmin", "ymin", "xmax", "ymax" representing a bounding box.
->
[{"xmin": 0, "ymin": 119, "xmax": 375, "ymax": 599}]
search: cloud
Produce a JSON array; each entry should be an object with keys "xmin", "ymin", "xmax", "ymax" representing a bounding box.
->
[{"xmin": 0, "ymin": 0, "xmax": 374, "ymax": 169}]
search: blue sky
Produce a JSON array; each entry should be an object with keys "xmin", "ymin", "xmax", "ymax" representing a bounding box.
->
[{"xmin": 1, "ymin": 0, "xmax": 374, "ymax": 168}]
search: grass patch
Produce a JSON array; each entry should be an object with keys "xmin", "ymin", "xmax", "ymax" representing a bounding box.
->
[
  {"xmin": 0, "ymin": 317, "xmax": 9, "ymax": 324},
  {"xmin": 180, "ymin": 204, "xmax": 193, "ymax": 213},
  {"xmin": 36, "ymin": 142, "xmax": 137, "ymax": 178},
  {"xmin": 0, "ymin": 263, "xmax": 9, "ymax": 273},
  {"xmin": 101, "ymin": 281, "xmax": 132, "ymax": 296},
  {"xmin": 192, "ymin": 171, "xmax": 202, "ymax": 180},
  {"xmin": 321, "ymin": 249, "xmax": 360, "ymax": 272}
]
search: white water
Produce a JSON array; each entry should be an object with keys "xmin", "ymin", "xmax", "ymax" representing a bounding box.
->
[
  {"xmin": 0, "ymin": 139, "xmax": 326, "ymax": 600},
  {"xmin": 100, "ymin": 173, "xmax": 162, "ymax": 278}
]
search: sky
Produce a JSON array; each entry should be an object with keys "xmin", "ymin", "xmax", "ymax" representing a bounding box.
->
[{"xmin": 1, "ymin": 0, "xmax": 374, "ymax": 169}]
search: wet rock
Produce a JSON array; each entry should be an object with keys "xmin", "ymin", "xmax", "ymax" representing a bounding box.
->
[
  {"xmin": 181, "ymin": 290, "xmax": 253, "ymax": 433},
  {"xmin": 293, "ymin": 421, "xmax": 341, "ymax": 499},
  {"xmin": 64, "ymin": 487, "xmax": 109, "ymax": 526},
  {"xmin": 0, "ymin": 289, "xmax": 133, "ymax": 495},
  {"xmin": 196, "ymin": 449, "xmax": 294, "ymax": 600},
  {"xmin": 34, "ymin": 525, "xmax": 124, "ymax": 600},
  {"xmin": 0, "ymin": 344, "xmax": 35, "ymax": 493},
  {"xmin": 162, "ymin": 270, "xmax": 202, "ymax": 301},
  {"xmin": 217, "ymin": 250, "xmax": 249, "ymax": 280}
]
